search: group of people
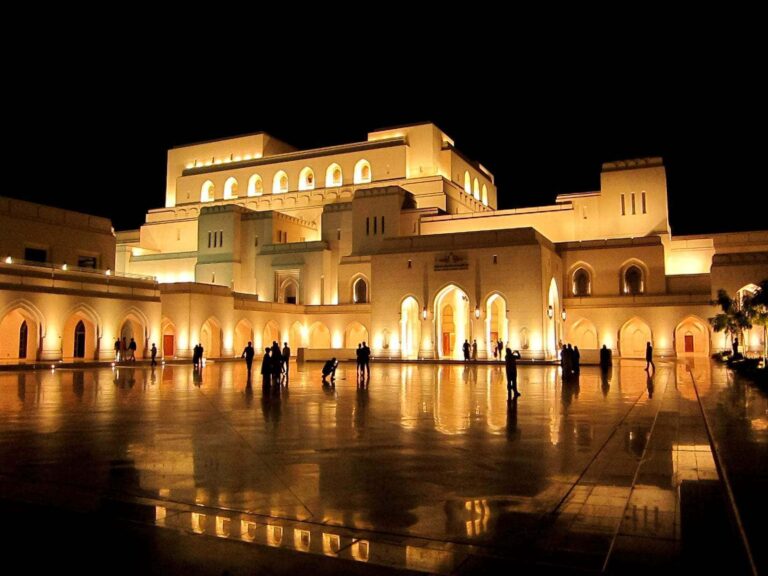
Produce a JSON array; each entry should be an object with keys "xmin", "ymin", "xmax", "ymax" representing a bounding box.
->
[
  {"xmin": 113, "ymin": 337, "xmax": 138, "ymax": 362},
  {"xmin": 241, "ymin": 340, "xmax": 291, "ymax": 388},
  {"xmin": 461, "ymin": 339, "xmax": 508, "ymax": 361},
  {"xmin": 192, "ymin": 343, "xmax": 205, "ymax": 368},
  {"xmin": 355, "ymin": 342, "xmax": 372, "ymax": 378},
  {"xmin": 559, "ymin": 343, "xmax": 582, "ymax": 377}
]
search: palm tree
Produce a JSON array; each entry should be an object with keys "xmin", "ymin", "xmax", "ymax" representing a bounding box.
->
[
  {"xmin": 743, "ymin": 279, "xmax": 768, "ymax": 360},
  {"xmin": 709, "ymin": 288, "xmax": 751, "ymax": 355}
]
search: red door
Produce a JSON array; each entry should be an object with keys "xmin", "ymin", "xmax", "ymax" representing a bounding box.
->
[
  {"xmin": 163, "ymin": 334, "xmax": 175, "ymax": 357},
  {"xmin": 684, "ymin": 334, "xmax": 694, "ymax": 353}
]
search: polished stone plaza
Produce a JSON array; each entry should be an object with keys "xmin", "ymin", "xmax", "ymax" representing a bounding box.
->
[{"xmin": 0, "ymin": 360, "xmax": 764, "ymax": 574}]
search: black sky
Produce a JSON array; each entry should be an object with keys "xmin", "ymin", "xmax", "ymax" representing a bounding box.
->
[{"xmin": 8, "ymin": 38, "xmax": 765, "ymax": 237}]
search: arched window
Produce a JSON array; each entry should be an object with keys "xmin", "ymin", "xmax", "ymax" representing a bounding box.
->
[
  {"xmin": 464, "ymin": 171, "xmax": 471, "ymax": 194},
  {"xmin": 299, "ymin": 167, "xmax": 315, "ymax": 190},
  {"xmin": 353, "ymin": 277, "xmax": 368, "ymax": 303},
  {"xmin": 201, "ymin": 180, "xmax": 215, "ymax": 202},
  {"xmin": 19, "ymin": 320, "xmax": 28, "ymax": 359},
  {"xmin": 326, "ymin": 163, "xmax": 342, "ymax": 187},
  {"xmin": 473, "ymin": 178, "xmax": 480, "ymax": 200},
  {"xmin": 224, "ymin": 177, "xmax": 238, "ymax": 199},
  {"xmin": 354, "ymin": 160, "xmax": 372, "ymax": 184},
  {"xmin": 624, "ymin": 265, "xmax": 644, "ymax": 295},
  {"xmin": 247, "ymin": 174, "xmax": 263, "ymax": 196},
  {"xmin": 273, "ymin": 171, "xmax": 288, "ymax": 194},
  {"xmin": 481, "ymin": 184, "xmax": 488, "ymax": 206},
  {"xmin": 572, "ymin": 268, "xmax": 591, "ymax": 296},
  {"xmin": 279, "ymin": 278, "xmax": 299, "ymax": 304}
]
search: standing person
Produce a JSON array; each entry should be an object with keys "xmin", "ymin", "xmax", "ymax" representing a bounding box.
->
[
  {"xmin": 150, "ymin": 343, "xmax": 157, "ymax": 367},
  {"xmin": 361, "ymin": 341, "xmax": 371, "ymax": 379},
  {"xmin": 128, "ymin": 338, "xmax": 137, "ymax": 362},
  {"xmin": 241, "ymin": 341, "xmax": 255, "ymax": 375},
  {"xmin": 505, "ymin": 348, "xmax": 522, "ymax": 398},
  {"xmin": 260, "ymin": 348, "xmax": 271, "ymax": 388},
  {"xmin": 356, "ymin": 343, "xmax": 363, "ymax": 375},
  {"xmin": 572, "ymin": 346, "xmax": 581, "ymax": 375},
  {"xmin": 281, "ymin": 342, "xmax": 291, "ymax": 376},
  {"xmin": 732, "ymin": 337, "xmax": 739, "ymax": 357},
  {"xmin": 599, "ymin": 344, "xmax": 612, "ymax": 371},
  {"xmin": 270, "ymin": 341, "xmax": 282, "ymax": 386},
  {"xmin": 192, "ymin": 343, "xmax": 200, "ymax": 368},
  {"xmin": 114, "ymin": 338, "xmax": 121, "ymax": 362},
  {"xmin": 497, "ymin": 339, "xmax": 504, "ymax": 360},
  {"xmin": 472, "ymin": 339, "xmax": 478, "ymax": 361},
  {"xmin": 645, "ymin": 341, "xmax": 655, "ymax": 372},
  {"xmin": 462, "ymin": 340, "xmax": 470, "ymax": 361}
]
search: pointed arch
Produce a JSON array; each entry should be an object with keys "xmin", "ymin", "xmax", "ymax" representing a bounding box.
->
[
  {"xmin": 298, "ymin": 167, "xmax": 315, "ymax": 191},
  {"xmin": 62, "ymin": 304, "xmax": 100, "ymax": 360},
  {"xmin": 200, "ymin": 316, "xmax": 223, "ymax": 358},
  {"xmin": 547, "ymin": 278, "xmax": 561, "ymax": 359},
  {"xmin": 118, "ymin": 308, "xmax": 148, "ymax": 360},
  {"xmin": 473, "ymin": 178, "xmax": 480, "ymax": 200},
  {"xmin": 674, "ymin": 315, "xmax": 710, "ymax": 357},
  {"xmin": 273, "ymin": 170, "xmax": 289, "ymax": 194},
  {"xmin": 309, "ymin": 322, "xmax": 330, "ymax": 348},
  {"xmin": 278, "ymin": 277, "xmax": 299, "ymax": 304},
  {"xmin": 223, "ymin": 177, "xmax": 239, "ymax": 199},
  {"xmin": 568, "ymin": 261, "xmax": 595, "ymax": 297},
  {"xmin": 484, "ymin": 291, "xmax": 508, "ymax": 357},
  {"xmin": 0, "ymin": 300, "xmax": 44, "ymax": 361},
  {"xmin": 464, "ymin": 171, "xmax": 471, "ymax": 194},
  {"xmin": 247, "ymin": 173, "xmax": 263, "ymax": 197},
  {"xmin": 354, "ymin": 159, "xmax": 372, "ymax": 184},
  {"xmin": 345, "ymin": 321, "xmax": 369, "ymax": 348},
  {"xmin": 262, "ymin": 320, "xmax": 281, "ymax": 350},
  {"xmin": 201, "ymin": 180, "xmax": 215, "ymax": 202},
  {"xmin": 351, "ymin": 274, "xmax": 369, "ymax": 304},
  {"xmin": 161, "ymin": 317, "xmax": 176, "ymax": 358},
  {"xmin": 481, "ymin": 184, "xmax": 488, "ymax": 206},
  {"xmin": 434, "ymin": 283, "xmax": 470, "ymax": 359},
  {"xmin": 289, "ymin": 321, "xmax": 304, "ymax": 349},
  {"xmin": 234, "ymin": 318, "xmax": 253, "ymax": 356},
  {"xmin": 620, "ymin": 259, "xmax": 648, "ymax": 295},
  {"xmin": 619, "ymin": 316, "xmax": 652, "ymax": 358},
  {"xmin": 568, "ymin": 318, "xmax": 599, "ymax": 351},
  {"xmin": 326, "ymin": 163, "xmax": 343, "ymax": 187},
  {"xmin": 400, "ymin": 295, "xmax": 421, "ymax": 359}
]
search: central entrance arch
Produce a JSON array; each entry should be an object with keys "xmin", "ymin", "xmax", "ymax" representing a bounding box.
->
[
  {"xmin": 435, "ymin": 284, "xmax": 470, "ymax": 360},
  {"xmin": 401, "ymin": 296, "xmax": 421, "ymax": 359}
]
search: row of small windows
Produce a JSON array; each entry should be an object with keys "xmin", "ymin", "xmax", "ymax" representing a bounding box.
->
[
  {"xmin": 462, "ymin": 171, "xmax": 489, "ymax": 206},
  {"xmin": 207, "ymin": 230, "xmax": 224, "ymax": 248},
  {"xmin": 365, "ymin": 216, "xmax": 385, "ymax": 236},
  {"xmin": 620, "ymin": 192, "xmax": 647, "ymax": 216},
  {"xmin": 571, "ymin": 265, "xmax": 645, "ymax": 296},
  {"xmin": 199, "ymin": 160, "xmax": 372, "ymax": 202},
  {"xmin": 276, "ymin": 276, "xmax": 369, "ymax": 304}
]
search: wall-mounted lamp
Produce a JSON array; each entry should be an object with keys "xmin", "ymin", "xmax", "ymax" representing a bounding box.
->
[
  {"xmin": 547, "ymin": 305, "xmax": 553, "ymax": 319},
  {"xmin": 474, "ymin": 305, "xmax": 481, "ymax": 319},
  {"xmin": 561, "ymin": 308, "xmax": 567, "ymax": 321},
  {"xmin": 422, "ymin": 306, "xmax": 428, "ymax": 320}
]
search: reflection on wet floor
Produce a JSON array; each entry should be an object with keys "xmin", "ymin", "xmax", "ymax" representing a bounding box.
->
[{"xmin": 0, "ymin": 359, "xmax": 761, "ymax": 573}]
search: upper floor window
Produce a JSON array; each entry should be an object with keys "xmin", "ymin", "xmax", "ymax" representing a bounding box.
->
[
  {"xmin": 273, "ymin": 171, "xmax": 289, "ymax": 194},
  {"xmin": 299, "ymin": 167, "xmax": 315, "ymax": 191},
  {"xmin": 473, "ymin": 178, "xmax": 480, "ymax": 200},
  {"xmin": 572, "ymin": 268, "xmax": 591, "ymax": 296},
  {"xmin": 353, "ymin": 277, "xmax": 369, "ymax": 303},
  {"xmin": 248, "ymin": 174, "xmax": 263, "ymax": 196},
  {"xmin": 624, "ymin": 265, "xmax": 644, "ymax": 294},
  {"xmin": 326, "ymin": 163, "xmax": 342, "ymax": 187},
  {"xmin": 201, "ymin": 180, "xmax": 215, "ymax": 202},
  {"xmin": 354, "ymin": 160, "xmax": 372, "ymax": 184},
  {"xmin": 481, "ymin": 185, "xmax": 488, "ymax": 206},
  {"xmin": 464, "ymin": 171, "xmax": 471, "ymax": 194},
  {"xmin": 224, "ymin": 177, "xmax": 238, "ymax": 199}
]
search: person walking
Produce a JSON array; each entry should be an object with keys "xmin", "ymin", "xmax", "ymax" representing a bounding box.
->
[
  {"xmin": 645, "ymin": 341, "xmax": 655, "ymax": 372},
  {"xmin": 505, "ymin": 348, "xmax": 522, "ymax": 398},
  {"xmin": 150, "ymin": 343, "xmax": 157, "ymax": 367},
  {"xmin": 242, "ymin": 341, "xmax": 255, "ymax": 375},
  {"xmin": 281, "ymin": 342, "xmax": 291, "ymax": 377}
]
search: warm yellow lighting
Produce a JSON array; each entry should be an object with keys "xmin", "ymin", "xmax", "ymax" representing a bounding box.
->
[
  {"xmin": 185, "ymin": 162, "xmax": 194, "ymax": 169},
  {"xmin": 234, "ymin": 156, "xmax": 242, "ymax": 162},
  {"xmin": 61, "ymin": 263, "xmax": 68, "ymax": 270},
  {"xmin": 5, "ymin": 256, "xmax": 12, "ymax": 264},
  {"xmin": 244, "ymin": 154, "xmax": 252, "ymax": 160},
  {"xmin": 547, "ymin": 305, "xmax": 553, "ymax": 319},
  {"xmin": 214, "ymin": 159, "xmax": 222, "ymax": 165},
  {"xmin": 254, "ymin": 153, "xmax": 262, "ymax": 159},
  {"xmin": 474, "ymin": 305, "xmax": 481, "ymax": 319},
  {"xmin": 105, "ymin": 269, "xmax": 112, "ymax": 276},
  {"xmin": 422, "ymin": 307, "xmax": 428, "ymax": 320},
  {"xmin": 561, "ymin": 308, "xmax": 566, "ymax": 321}
]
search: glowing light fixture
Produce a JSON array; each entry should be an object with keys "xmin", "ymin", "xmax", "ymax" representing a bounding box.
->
[
  {"xmin": 422, "ymin": 307, "xmax": 428, "ymax": 320},
  {"xmin": 62, "ymin": 263, "xmax": 68, "ymax": 271},
  {"xmin": 547, "ymin": 305, "xmax": 553, "ymax": 319},
  {"xmin": 4, "ymin": 256, "xmax": 12, "ymax": 264},
  {"xmin": 561, "ymin": 308, "xmax": 567, "ymax": 321},
  {"xmin": 105, "ymin": 269, "xmax": 112, "ymax": 276},
  {"xmin": 474, "ymin": 305, "xmax": 481, "ymax": 319}
]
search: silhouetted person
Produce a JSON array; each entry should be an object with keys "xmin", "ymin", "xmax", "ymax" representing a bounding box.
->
[
  {"xmin": 471, "ymin": 339, "xmax": 478, "ymax": 361},
  {"xmin": 645, "ymin": 341, "xmax": 655, "ymax": 372},
  {"xmin": 114, "ymin": 338, "xmax": 121, "ymax": 361},
  {"xmin": 462, "ymin": 339, "xmax": 470, "ymax": 361},
  {"xmin": 282, "ymin": 342, "xmax": 291, "ymax": 377},
  {"xmin": 599, "ymin": 344, "xmax": 612, "ymax": 370},
  {"xmin": 573, "ymin": 346, "xmax": 581, "ymax": 375},
  {"xmin": 361, "ymin": 341, "xmax": 371, "ymax": 378},
  {"xmin": 150, "ymin": 343, "xmax": 157, "ymax": 366},
  {"xmin": 260, "ymin": 348, "xmax": 271, "ymax": 389},
  {"xmin": 505, "ymin": 348, "xmax": 522, "ymax": 398},
  {"xmin": 732, "ymin": 337, "xmax": 739, "ymax": 357},
  {"xmin": 241, "ymin": 341, "xmax": 255, "ymax": 375},
  {"xmin": 322, "ymin": 357, "xmax": 338, "ymax": 385},
  {"xmin": 128, "ymin": 338, "xmax": 137, "ymax": 362}
]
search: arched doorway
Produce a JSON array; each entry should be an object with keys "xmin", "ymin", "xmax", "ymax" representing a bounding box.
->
[
  {"xmin": 63, "ymin": 310, "xmax": 97, "ymax": 360},
  {"xmin": 289, "ymin": 321, "xmax": 303, "ymax": 350},
  {"xmin": 234, "ymin": 319, "xmax": 252, "ymax": 356},
  {"xmin": 401, "ymin": 296, "xmax": 421, "ymax": 359},
  {"xmin": 568, "ymin": 318, "xmax": 599, "ymax": 351},
  {"xmin": 547, "ymin": 278, "xmax": 561, "ymax": 359},
  {"xmin": 674, "ymin": 316, "xmax": 710, "ymax": 357},
  {"xmin": 161, "ymin": 318, "xmax": 176, "ymax": 358},
  {"xmin": 345, "ymin": 322, "xmax": 369, "ymax": 348},
  {"xmin": 0, "ymin": 306, "xmax": 40, "ymax": 361},
  {"xmin": 620, "ymin": 317, "xmax": 652, "ymax": 358},
  {"xmin": 119, "ymin": 313, "xmax": 146, "ymax": 360},
  {"xmin": 263, "ymin": 320, "xmax": 281, "ymax": 350},
  {"xmin": 309, "ymin": 322, "xmax": 330, "ymax": 348},
  {"xmin": 435, "ymin": 284, "xmax": 470, "ymax": 359},
  {"xmin": 485, "ymin": 293, "xmax": 507, "ymax": 357},
  {"xmin": 201, "ymin": 317, "xmax": 222, "ymax": 358}
]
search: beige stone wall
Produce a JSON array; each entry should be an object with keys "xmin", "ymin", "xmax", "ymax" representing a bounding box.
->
[{"xmin": 0, "ymin": 197, "xmax": 115, "ymax": 270}]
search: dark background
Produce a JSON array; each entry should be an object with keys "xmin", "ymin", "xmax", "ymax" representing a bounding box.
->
[{"xmin": 6, "ymin": 34, "xmax": 764, "ymax": 236}]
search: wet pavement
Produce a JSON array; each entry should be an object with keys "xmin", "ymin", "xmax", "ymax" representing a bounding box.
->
[{"xmin": 0, "ymin": 360, "xmax": 764, "ymax": 574}]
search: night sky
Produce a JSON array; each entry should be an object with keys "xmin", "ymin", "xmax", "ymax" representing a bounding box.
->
[{"xmin": 8, "ymin": 46, "xmax": 764, "ymax": 237}]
